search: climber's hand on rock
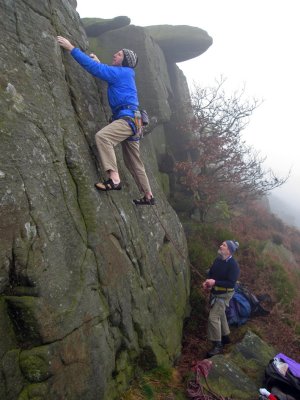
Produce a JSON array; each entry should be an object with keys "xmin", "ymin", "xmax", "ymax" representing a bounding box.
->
[
  {"xmin": 57, "ymin": 36, "xmax": 75, "ymax": 51},
  {"xmin": 90, "ymin": 53, "xmax": 100, "ymax": 62}
]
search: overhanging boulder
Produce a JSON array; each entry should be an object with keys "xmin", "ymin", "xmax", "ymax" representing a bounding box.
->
[
  {"xmin": 82, "ymin": 16, "xmax": 131, "ymax": 36},
  {"xmin": 145, "ymin": 24, "xmax": 213, "ymax": 62}
]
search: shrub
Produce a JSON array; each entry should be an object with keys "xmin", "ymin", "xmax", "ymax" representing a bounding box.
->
[
  {"xmin": 272, "ymin": 233, "xmax": 283, "ymax": 246},
  {"xmin": 269, "ymin": 261, "xmax": 296, "ymax": 306},
  {"xmin": 291, "ymin": 239, "xmax": 300, "ymax": 254},
  {"xmin": 185, "ymin": 223, "xmax": 238, "ymax": 279},
  {"xmin": 187, "ymin": 239, "xmax": 214, "ymax": 272}
]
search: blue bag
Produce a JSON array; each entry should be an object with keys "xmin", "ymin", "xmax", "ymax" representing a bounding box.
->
[{"xmin": 226, "ymin": 291, "xmax": 252, "ymax": 326}]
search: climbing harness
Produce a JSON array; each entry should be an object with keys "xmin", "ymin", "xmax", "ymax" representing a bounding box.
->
[
  {"xmin": 109, "ymin": 105, "xmax": 149, "ymax": 141},
  {"xmin": 120, "ymin": 115, "xmax": 142, "ymax": 141}
]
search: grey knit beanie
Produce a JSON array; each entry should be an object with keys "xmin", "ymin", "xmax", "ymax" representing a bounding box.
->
[
  {"xmin": 122, "ymin": 48, "xmax": 138, "ymax": 68},
  {"xmin": 226, "ymin": 240, "xmax": 239, "ymax": 254}
]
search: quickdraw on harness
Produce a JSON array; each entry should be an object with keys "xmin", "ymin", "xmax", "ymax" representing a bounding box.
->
[
  {"xmin": 110, "ymin": 105, "xmax": 149, "ymax": 142},
  {"xmin": 122, "ymin": 110, "xmax": 143, "ymax": 142}
]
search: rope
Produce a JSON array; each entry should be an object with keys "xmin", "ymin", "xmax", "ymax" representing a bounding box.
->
[
  {"xmin": 186, "ymin": 360, "xmax": 231, "ymax": 400},
  {"xmin": 151, "ymin": 205, "xmax": 206, "ymax": 280}
]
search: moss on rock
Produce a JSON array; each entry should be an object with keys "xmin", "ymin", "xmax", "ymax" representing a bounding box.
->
[
  {"xmin": 1, "ymin": 349, "xmax": 25, "ymax": 399},
  {"xmin": 204, "ymin": 355, "xmax": 258, "ymax": 400},
  {"xmin": 203, "ymin": 331, "xmax": 277, "ymax": 399},
  {"xmin": 230, "ymin": 330, "xmax": 275, "ymax": 385},
  {"xmin": 18, "ymin": 382, "xmax": 48, "ymax": 400},
  {"xmin": 20, "ymin": 346, "xmax": 52, "ymax": 383}
]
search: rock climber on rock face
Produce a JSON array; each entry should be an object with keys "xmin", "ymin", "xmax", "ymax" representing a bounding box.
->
[{"xmin": 57, "ymin": 35, "xmax": 155, "ymax": 206}]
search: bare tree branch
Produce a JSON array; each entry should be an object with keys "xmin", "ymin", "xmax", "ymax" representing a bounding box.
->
[{"xmin": 175, "ymin": 77, "xmax": 290, "ymax": 222}]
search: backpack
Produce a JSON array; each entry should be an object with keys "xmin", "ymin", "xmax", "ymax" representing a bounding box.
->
[
  {"xmin": 226, "ymin": 291, "xmax": 252, "ymax": 326},
  {"xmin": 237, "ymin": 283, "xmax": 271, "ymax": 317},
  {"xmin": 226, "ymin": 282, "xmax": 270, "ymax": 326},
  {"xmin": 263, "ymin": 354, "xmax": 300, "ymax": 400}
]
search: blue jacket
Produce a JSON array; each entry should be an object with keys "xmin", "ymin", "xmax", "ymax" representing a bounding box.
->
[{"xmin": 70, "ymin": 48, "xmax": 139, "ymax": 119}]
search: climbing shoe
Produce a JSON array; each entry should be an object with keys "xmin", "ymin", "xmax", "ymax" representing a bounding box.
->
[
  {"xmin": 95, "ymin": 179, "xmax": 122, "ymax": 191},
  {"xmin": 133, "ymin": 196, "xmax": 155, "ymax": 206}
]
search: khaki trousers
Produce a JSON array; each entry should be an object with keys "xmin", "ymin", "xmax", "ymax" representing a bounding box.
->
[
  {"xmin": 207, "ymin": 291, "xmax": 234, "ymax": 342},
  {"xmin": 95, "ymin": 119, "xmax": 152, "ymax": 194}
]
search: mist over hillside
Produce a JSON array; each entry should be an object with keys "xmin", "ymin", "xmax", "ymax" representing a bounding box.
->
[{"xmin": 268, "ymin": 193, "xmax": 300, "ymax": 229}]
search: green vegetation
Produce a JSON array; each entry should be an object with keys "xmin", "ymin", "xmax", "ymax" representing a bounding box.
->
[
  {"xmin": 120, "ymin": 366, "xmax": 185, "ymax": 399},
  {"xmin": 18, "ymin": 382, "xmax": 48, "ymax": 400},
  {"xmin": 268, "ymin": 261, "xmax": 296, "ymax": 307},
  {"xmin": 121, "ymin": 200, "xmax": 300, "ymax": 399},
  {"xmin": 186, "ymin": 222, "xmax": 234, "ymax": 272}
]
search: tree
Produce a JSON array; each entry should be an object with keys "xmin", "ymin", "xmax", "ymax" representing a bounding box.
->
[{"xmin": 175, "ymin": 77, "xmax": 289, "ymax": 222}]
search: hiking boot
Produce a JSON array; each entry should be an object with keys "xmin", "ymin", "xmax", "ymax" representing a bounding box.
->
[
  {"xmin": 222, "ymin": 335, "xmax": 231, "ymax": 345},
  {"xmin": 207, "ymin": 341, "xmax": 223, "ymax": 357}
]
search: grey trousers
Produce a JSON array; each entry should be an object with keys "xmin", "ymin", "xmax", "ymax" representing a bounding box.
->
[
  {"xmin": 207, "ymin": 291, "xmax": 234, "ymax": 342},
  {"xmin": 95, "ymin": 119, "xmax": 152, "ymax": 194}
]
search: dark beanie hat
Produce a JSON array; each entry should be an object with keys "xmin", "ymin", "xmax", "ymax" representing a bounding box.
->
[
  {"xmin": 122, "ymin": 48, "xmax": 138, "ymax": 68},
  {"xmin": 226, "ymin": 240, "xmax": 239, "ymax": 254}
]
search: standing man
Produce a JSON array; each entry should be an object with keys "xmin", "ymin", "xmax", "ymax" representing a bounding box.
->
[
  {"xmin": 202, "ymin": 240, "xmax": 240, "ymax": 357},
  {"xmin": 57, "ymin": 36, "xmax": 155, "ymax": 206}
]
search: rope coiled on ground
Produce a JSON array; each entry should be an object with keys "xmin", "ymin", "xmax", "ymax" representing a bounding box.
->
[{"xmin": 186, "ymin": 360, "xmax": 231, "ymax": 400}]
